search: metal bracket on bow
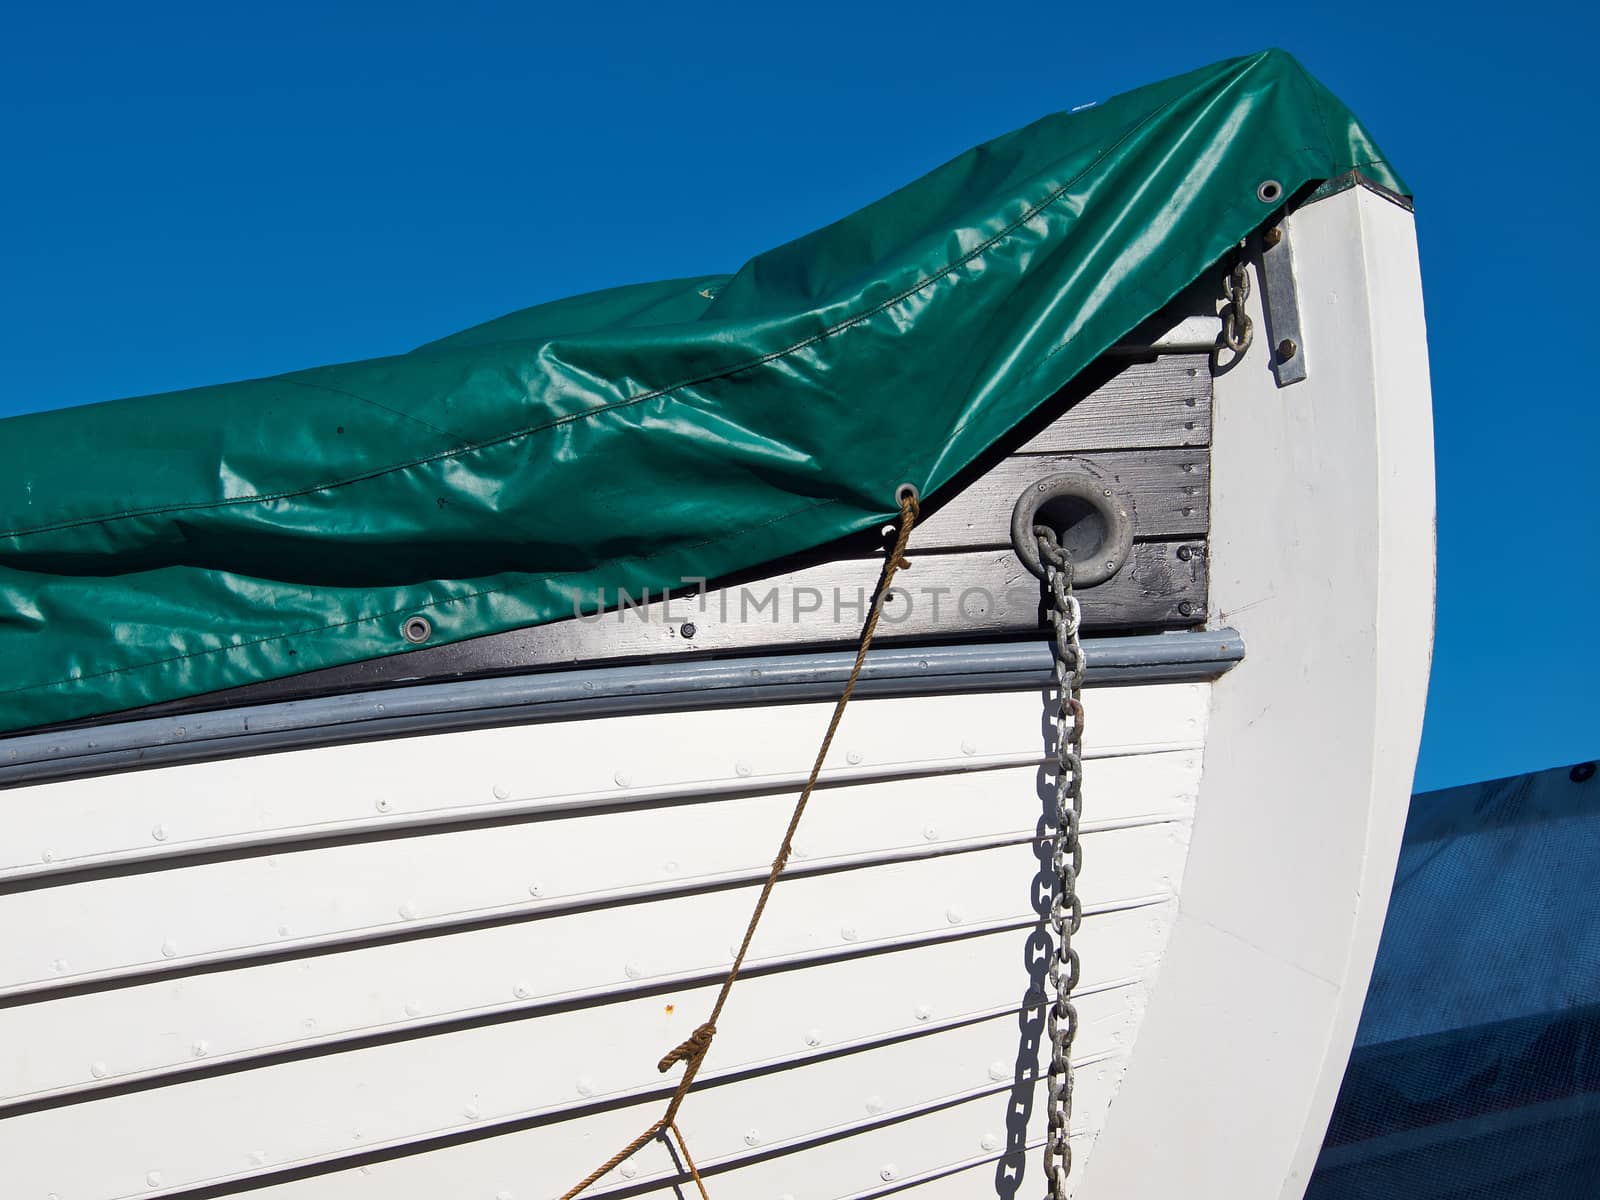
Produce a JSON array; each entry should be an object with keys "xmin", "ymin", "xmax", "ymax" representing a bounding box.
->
[{"xmin": 1256, "ymin": 221, "xmax": 1307, "ymax": 387}]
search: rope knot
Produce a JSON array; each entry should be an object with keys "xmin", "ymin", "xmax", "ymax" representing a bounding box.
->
[
  {"xmin": 657, "ymin": 1023, "xmax": 717, "ymax": 1073},
  {"xmin": 892, "ymin": 493, "xmax": 919, "ymax": 570}
]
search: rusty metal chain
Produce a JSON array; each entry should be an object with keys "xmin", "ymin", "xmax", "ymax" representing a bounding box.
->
[
  {"xmin": 1220, "ymin": 243, "xmax": 1253, "ymax": 356},
  {"xmin": 1035, "ymin": 524, "xmax": 1084, "ymax": 1199}
]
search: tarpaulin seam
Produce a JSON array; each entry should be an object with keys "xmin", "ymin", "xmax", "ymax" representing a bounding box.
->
[
  {"xmin": 0, "ymin": 496, "xmax": 843, "ymax": 699},
  {"xmin": 279, "ymin": 376, "xmax": 470, "ymax": 444},
  {"xmin": 0, "ymin": 85, "xmax": 1184, "ymax": 543}
]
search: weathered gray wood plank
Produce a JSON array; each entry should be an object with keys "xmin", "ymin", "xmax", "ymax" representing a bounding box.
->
[
  {"xmin": 1023, "ymin": 353, "xmax": 1210, "ymax": 451},
  {"xmin": 918, "ymin": 448, "xmax": 1208, "ymax": 547},
  {"xmin": 393, "ymin": 540, "xmax": 1209, "ymax": 672}
]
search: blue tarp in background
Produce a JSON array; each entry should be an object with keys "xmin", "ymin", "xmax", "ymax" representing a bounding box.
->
[{"xmin": 1307, "ymin": 762, "xmax": 1600, "ymax": 1198}]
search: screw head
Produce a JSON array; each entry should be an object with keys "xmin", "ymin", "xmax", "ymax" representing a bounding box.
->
[
  {"xmin": 680, "ymin": 621, "xmax": 697, "ymax": 639},
  {"xmin": 1277, "ymin": 338, "xmax": 1298, "ymax": 362},
  {"xmin": 1178, "ymin": 600, "xmax": 1196, "ymax": 617}
]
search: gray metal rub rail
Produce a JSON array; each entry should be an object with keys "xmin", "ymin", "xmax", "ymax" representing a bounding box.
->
[{"xmin": 0, "ymin": 630, "xmax": 1241, "ymax": 787}]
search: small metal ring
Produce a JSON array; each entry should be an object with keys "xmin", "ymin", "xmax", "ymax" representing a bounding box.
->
[
  {"xmin": 401, "ymin": 615, "xmax": 433, "ymax": 644},
  {"xmin": 894, "ymin": 482, "xmax": 920, "ymax": 507},
  {"xmin": 1256, "ymin": 179, "xmax": 1283, "ymax": 204},
  {"xmin": 1010, "ymin": 469, "xmax": 1134, "ymax": 585}
]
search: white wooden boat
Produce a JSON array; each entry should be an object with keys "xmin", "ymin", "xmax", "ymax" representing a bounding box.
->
[{"xmin": 0, "ymin": 53, "xmax": 1433, "ymax": 1200}]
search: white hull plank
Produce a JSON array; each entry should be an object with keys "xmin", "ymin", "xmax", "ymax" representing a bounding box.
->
[
  {"xmin": 0, "ymin": 786, "xmax": 1192, "ymax": 1001},
  {"xmin": 2, "ymin": 841, "xmax": 1178, "ymax": 1105},
  {"xmin": 43, "ymin": 1038, "xmax": 1105, "ymax": 1200},
  {"xmin": 1, "ymin": 746, "xmax": 1200, "ymax": 1098},
  {"xmin": 2, "ymin": 684, "xmax": 1205, "ymax": 884},
  {"xmin": 0, "ymin": 684, "xmax": 1205, "ymax": 1199},
  {"xmin": 2, "ymin": 973, "xmax": 1132, "ymax": 1199}
]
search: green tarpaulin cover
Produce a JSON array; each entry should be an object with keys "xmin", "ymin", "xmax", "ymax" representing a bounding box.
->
[{"xmin": 0, "ymin": 49, "xmax": 1405, "ymax": 734}]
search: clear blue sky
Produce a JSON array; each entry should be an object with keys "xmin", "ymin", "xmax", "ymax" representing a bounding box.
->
[{"xmin": 1, "ymin": 3, "xmax": 1593, "ymax": 790}]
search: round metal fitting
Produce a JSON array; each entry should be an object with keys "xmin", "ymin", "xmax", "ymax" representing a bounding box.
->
[
  {"xmin": 894, "ymin": 482, "xmax": 920, "ymax": 508},
  {"xmin": 401, "ymin": 615, "xmax": 433, "ymax": 644},
  {"xmin": 1010, "ymin": 470, "xmax": 1134, "ymax": 585},
  {"xmin": 1256, "ymin": 178, "xmax": 1283, "ymax": 204}
]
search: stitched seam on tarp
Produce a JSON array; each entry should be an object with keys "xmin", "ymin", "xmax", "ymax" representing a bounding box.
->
[
  {"xmin": 280, "ymin": 376, "xmax": 469, "ymax": 443},
  {"xmin": 1, "ymin": 95, "xmax": 1182, "ymax": 543}
]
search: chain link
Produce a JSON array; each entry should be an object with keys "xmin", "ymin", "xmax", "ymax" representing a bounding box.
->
[
  {"xmin": 1035, "ymin": 524, "xmax": 1084, "ymax": 1200},
  {"xmin": 1220, "ymin": 243, "xmax": 1253, "ymax": 356}
]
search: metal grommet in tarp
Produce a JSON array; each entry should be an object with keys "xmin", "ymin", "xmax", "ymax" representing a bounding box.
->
[
  {"xmin": 1257, "ymin": 178, "xmax": 1283, "ymax": 203},
  {"xmin": 401, "ymin": 615, "xmax": 433, "ymax": 644},
  {"xmin": 894, "ymin": 482, "xmax": 921, "ymax": 509},
  {"xmin": 1010, "ymin": 467, "xmax": 1134, "ymax": 585}
]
